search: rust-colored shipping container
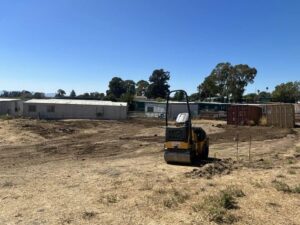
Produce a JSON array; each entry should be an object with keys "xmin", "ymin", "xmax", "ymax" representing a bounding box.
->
[
  {"xmin": 227, "ymin": 105, "xmax": 262, "ymax": 125},
  {"xmin": 265, "ymin": 104, "xmax": 295, "ymax": 128}
]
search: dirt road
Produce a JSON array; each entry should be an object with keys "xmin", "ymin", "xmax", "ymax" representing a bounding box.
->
[{"xmin": 0, "ymin": 118, "xmax": 299, "ymax": 225}]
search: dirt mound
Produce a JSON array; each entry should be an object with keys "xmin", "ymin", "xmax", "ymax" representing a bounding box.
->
[{"xmin": 185, "ymin": 158, "xmax": 235, "ymax": 179}]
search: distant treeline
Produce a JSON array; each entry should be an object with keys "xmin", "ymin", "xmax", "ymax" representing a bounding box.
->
[{"xmin": 1, "ymin": 63, "xmax": 300, "ymax": 103}]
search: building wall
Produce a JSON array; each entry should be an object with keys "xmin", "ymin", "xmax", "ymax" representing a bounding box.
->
[
  {"xmin": 145, "ymin": 103, "xmax": 198, "ymax": 119},
  {"xmin": 23, "ymin": 103, "xmax": 127, "ymax": 120},
  {"xmin": 0, "ymin": 100, "xmax": 23, "ymax": 116},
  {"xmin": 295, "ymin": 104, "xmax": 300, "ymax": 122}
]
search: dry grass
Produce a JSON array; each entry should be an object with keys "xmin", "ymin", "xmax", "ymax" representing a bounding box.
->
[
  {"xmin": 287, "ymin": 169, "xmax": 296, "ymax": 175},
  {"xmin": 1, "ymin": 181, "xmax": 14, "ymax": 188},
  {"xmin": 193, "ymin": 186, "xmax": 245, "ymax": 224},
  {"xmin": 0, "ymin": 118, "xmax": 300, "ymax": 225},
  {"xmin": 272, "ymin": 179, "xmax": 300, "ymax": 194},
  {"xmin": 163, "ymin": 188, "xmax": 190, "ymax": 208},
  {"xmin": 82, "ymin": 211, "xmax": 97, "ymax": 220},
  {"xmin": 259, "ymin": 116, "xmax": 267, "ymax": 126}
]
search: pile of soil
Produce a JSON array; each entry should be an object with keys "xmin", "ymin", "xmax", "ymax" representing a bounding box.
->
[{"xmin": 185, "ymin": 158, "xmax": 235, "ymax": 179}]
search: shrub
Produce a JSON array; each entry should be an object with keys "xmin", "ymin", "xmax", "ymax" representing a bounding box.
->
[{"xmin": 259, "ymin": 116, "xmax": 267, "ymax": 126}]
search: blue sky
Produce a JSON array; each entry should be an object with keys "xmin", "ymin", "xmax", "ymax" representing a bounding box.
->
[{"xmin": 0, "ymin": 0, "xmax": 299, "ymax": 95}]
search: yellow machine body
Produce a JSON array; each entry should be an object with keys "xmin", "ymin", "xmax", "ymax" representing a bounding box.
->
[{"xmin": 164, "ymin": 126, "xmax": 209, "ymax": 164}]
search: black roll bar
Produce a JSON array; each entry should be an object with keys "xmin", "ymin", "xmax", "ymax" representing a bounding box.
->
[{"xmin": 165, "ymin": 90, "xmax": 192, "ymax": 129}]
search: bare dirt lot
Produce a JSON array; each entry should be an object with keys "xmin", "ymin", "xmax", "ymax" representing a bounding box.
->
[{"xmin": 0, "ymin": 118, "xmax": 299, "ymax": 225}]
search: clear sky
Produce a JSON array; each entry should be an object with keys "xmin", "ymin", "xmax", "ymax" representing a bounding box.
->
[{"xmin": 0, "ymin": 0, "xmax": 299, "ymax": 95}]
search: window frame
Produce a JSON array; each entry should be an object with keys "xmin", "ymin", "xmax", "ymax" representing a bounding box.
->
[
  {"xmin": 28, "ymin": 105, "xmax": 36, "ymax": 113},
  {"xmin": 47, "ymin": 105, "xmax": 55, "ymax": 113}
]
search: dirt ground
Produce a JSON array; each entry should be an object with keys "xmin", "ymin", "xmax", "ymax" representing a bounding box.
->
[{"xmin": 0, "ymin": 118, "xmax": 299, "ymax": 225}]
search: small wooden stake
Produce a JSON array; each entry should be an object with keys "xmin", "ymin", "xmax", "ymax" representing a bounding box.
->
[
  {"xmin": 236, "ymin": 133, "xmax": 239, "ymax": 162},
  {"xmin": 249, "ymin": 135, "xmax": 252, "ymax": 162}
]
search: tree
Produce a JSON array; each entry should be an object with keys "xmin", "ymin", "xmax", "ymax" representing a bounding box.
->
[
  {"xmin": 1, "ymin": 91, "xmax": 9, "ymax": 97},
  {"xmin": 70, "ymin": 90, "xmax": 76, "ymax": 98},
  {"xmin": 106, "ymin": 77, "xmax": 126, "ymax": 99},
  {"xmin": 146, "ymin": 69, "xmax": 170, "ymax": 99},
  {"xmin": 173, "ymin": 91, "xmax": 185, "ymax": 101},
  {"xmin": 198, "ymin": 63, "xmax": 257, "ymax": 102},
  {"xmin": 197, "ymin": 75, "xmax": 220, "ymax": 100},
  {"xmin": 33, "ymin": 92, "xmax": 45, "ymax": 99},
  {"xmin": 272, "ymin": 81, "xmax": 300, "ymax": 103},
  {"xmin": 136, "ymin": 80, "xmax": 149, "ymax": 96},
  {"xmin": 258, "ymin": 91, "xmax": 271, "ymax": 102},
  {"xmin": 56, "ymin": 89, "xmax": 66, "ymax": 98},
  {"xmin": 98, "ymin": 93, "xmax": 105, "ymax": 100},
  {"xmin": 123, "ymin": 80, "xmax": 136, "ymax": 95},
  {"xmin": 189, "ymin": 93, "xmax": 200, "ymax": 101},
  {"xmin": 21, "ymin": 90, "xmax": 33, "ymax": 99},
  {"xmin": 244, "ymin": 93, "xmax": 258, "ymax": 103}
]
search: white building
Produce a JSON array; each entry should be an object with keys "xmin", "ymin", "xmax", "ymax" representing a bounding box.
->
[
  {"xmin": 0, "ymin": 98, "xmax": 23, "ymax": 116},
  {"xmin": 23, "ymin": 99, "xmax": 127, "ymax": 120},
  {"xmin": 145, "ymin": 101, "xmax": 198, "ymax": 119}
]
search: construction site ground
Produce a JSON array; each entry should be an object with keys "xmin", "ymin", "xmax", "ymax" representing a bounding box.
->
[{"xmin": 0, "ymin": 118, "xmax": 299, "ymax": 225}]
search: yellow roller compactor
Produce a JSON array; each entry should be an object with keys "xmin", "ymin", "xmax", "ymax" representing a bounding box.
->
[{"xmin": 164, "ymin": 90, "xmax": 209, "ymax": 164}]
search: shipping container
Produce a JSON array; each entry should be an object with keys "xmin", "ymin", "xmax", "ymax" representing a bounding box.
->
[
  {"xmin": 198, "ymin": 102, "xmax": 229, "ymax": 119},
  {"xmin": 227, "ymin": 105, "xmax": 262, "ymax": 126},
  {"xmin": 265, "ymin": 104, "xmax": 295, "ymax": 128}
]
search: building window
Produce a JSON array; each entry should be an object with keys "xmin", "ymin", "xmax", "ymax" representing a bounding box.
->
[
  {"xmin": 147, "ymin": 106, "xmax": 154, "ymax": 112},
  {"xmin": 47, "ymin": 105, "xmax": 55, "ymax": 113},
  {"xmin": 28, "ymin": 105, "xmax": 36, "ymax": 112}
]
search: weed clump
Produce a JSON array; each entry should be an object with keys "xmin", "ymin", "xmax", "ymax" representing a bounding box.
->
[
  {"xmin": 193, "ymin": 186, "xmax": 244, "ymax": 224},
  {"xmin": 2, "ymin": 181, "xmax": 14, "ymax": 188},
  {"xmin": 82, "ymin": 211, "xmax": 97, "ymax": 220},
  {"xmin": 272, "ymin": 180, "xmax": 300, "ymax": 194},
  {"xmin": 99, "ymin": 193, "xmax": 126, "ymax": 204},
  {"xmin": 272, "ymin": 180, "xmax": 291, "ymax": 193},
  {"xmin": 163, "ymin": 188, "xmax": 190, "ymax": 208}
]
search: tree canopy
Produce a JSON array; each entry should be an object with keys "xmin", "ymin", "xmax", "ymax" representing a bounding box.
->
[
  {"xmin": 198, "ymin": 63, "xmax": 257, "ymax": 102},
  {"xmin": 173, "ymin": 91, "xmax": 185, "ymax": 101},
  {"xmin": 136, "ymin": 80, "xmax": 149, "ymax": 96},
  {"xmin": 70, "ymin": 90, "xmax": 76, "ymax": 98},
  {"xmin": 56, "ymin": 89, "xmax": 66, "ymax": 98},
  {"xmin": 272, "ymin": 81, "xmax": 300, "ymax": 103},
  {"xmin": 33, "ymin": 92, "xmax": 45, "ymax": 99},
  {"xmin": 106, "ymin": 77, "xmax": 136, "ymax": 102},
  {"xmin": 146, "ymin": 69, "xmax": 170, "ymax": 99}
]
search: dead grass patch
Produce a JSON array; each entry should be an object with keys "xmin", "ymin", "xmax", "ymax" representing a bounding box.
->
[
  {"xmin": 139, "ymin": 180, "xmax": 154, "ymax": 191},
  {"xmin": 99, "ymin": 193, "xmax": 126, "ymax": 204}
]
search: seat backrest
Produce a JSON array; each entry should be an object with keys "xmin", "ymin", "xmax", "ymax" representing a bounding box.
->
[{"xmin": 176, "ymin": 113, "xmax": 189, "ymax": 124}]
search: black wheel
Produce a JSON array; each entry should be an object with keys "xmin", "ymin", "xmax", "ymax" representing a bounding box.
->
[
  {"xmin": 203, "ymin": 144, "xmax": 209, "ymax": 159},
  {"xmin": 199, "ymin": 144, "xmax": 209, "ymax": 160},
  {"xmin": 190, "ymin": 150, "xmax": 199, "ymax": 165}
]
